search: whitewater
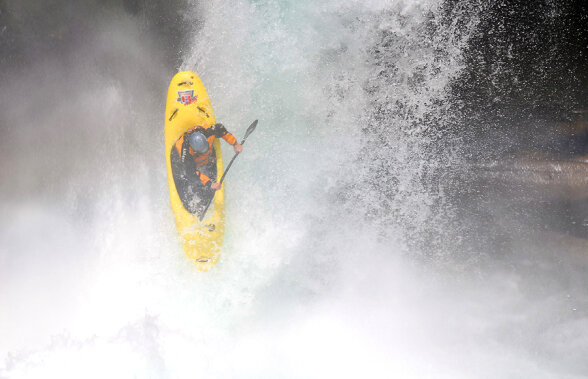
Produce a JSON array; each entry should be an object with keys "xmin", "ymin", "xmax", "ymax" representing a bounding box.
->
[{"xmin": 1, "ymin": 0, "xmax": 588, "ymax": 378}]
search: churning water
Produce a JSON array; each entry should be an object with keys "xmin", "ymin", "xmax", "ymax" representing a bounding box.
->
[{"xmin": 1, "ymin": 0, "xmax": 587, "ymax": 377}]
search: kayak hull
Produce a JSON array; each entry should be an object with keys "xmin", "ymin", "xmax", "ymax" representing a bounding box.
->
[{"xmin": 164, "ymin": 71, "xmax": 225, "ymax": 271}]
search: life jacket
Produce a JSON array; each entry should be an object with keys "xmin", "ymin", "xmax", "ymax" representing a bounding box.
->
[{"xmin": 175, "ymin": 123, "xmax": 237, "ymax": 186}]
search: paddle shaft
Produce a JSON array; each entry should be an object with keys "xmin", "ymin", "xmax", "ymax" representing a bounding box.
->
[{"xmin": 199, "ymin": 120, "xmax": 258, "ymax": 221}]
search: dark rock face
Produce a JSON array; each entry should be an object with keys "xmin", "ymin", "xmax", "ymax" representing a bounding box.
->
[
  {"xmin": 446, "ymin": 0, "xmax": 588, "ymax": 160},
  {"xmin": 0, "ymin": 0, "xmax": 190, "ymax": 74}
]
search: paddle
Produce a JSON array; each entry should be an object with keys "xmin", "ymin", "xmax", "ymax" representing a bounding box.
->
[{"xmin": 199, "ymin": 119, "xmax": 258, "ymax": 221}]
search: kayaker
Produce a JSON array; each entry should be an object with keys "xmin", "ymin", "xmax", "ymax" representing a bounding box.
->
[{"xmin": 175, "ymin": 123, "xmax": 243, "ymax": 191}]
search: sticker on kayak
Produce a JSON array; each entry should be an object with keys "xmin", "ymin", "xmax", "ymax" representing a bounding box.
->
[{"xmin": 177, "ymin": 90, "xmax": 197, "ymax": 105}]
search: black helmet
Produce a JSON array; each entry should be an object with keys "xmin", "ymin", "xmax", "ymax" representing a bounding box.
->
[{"xmin": 188, "ymin": 132, "xmax": 209, "ymax": 154}]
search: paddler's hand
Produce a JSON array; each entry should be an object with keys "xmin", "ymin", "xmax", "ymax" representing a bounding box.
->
[
  {"xmin": 210, "ymin": 182, "xmax": 222, "ymax": 191},
  {"xmin": 233, "ymin": 143, "xmax": 243, "ymax": 153}
]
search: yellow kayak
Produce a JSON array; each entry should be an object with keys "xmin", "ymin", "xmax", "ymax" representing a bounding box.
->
[{"xmin": 164, "ymin": 71, "xmax": 225, "ymax": 271}]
